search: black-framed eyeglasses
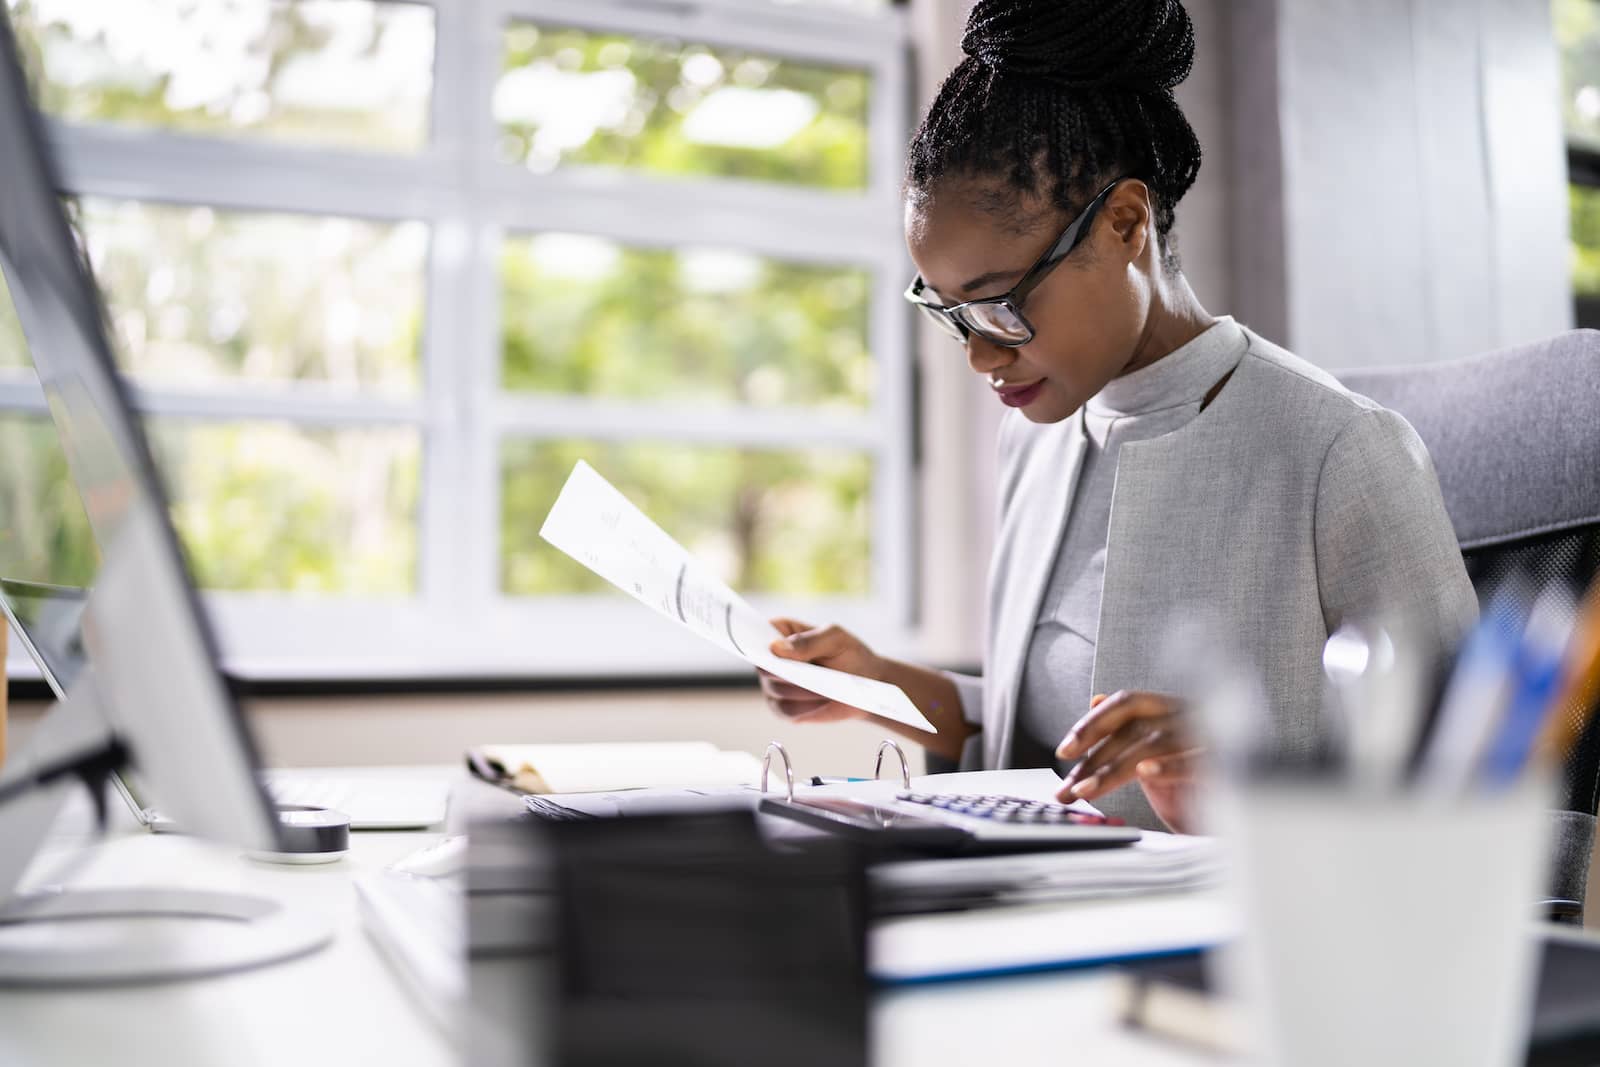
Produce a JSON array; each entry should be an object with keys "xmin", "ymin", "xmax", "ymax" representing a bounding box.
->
[{"xmin": 904, "ymin": 177, "xmax": 1125, "ymax": 348}]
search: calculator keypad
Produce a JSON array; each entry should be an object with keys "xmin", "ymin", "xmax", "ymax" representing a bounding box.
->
[{"xmin": 895, "ymin": 792, "xmax": 1125, "ymax": 826}]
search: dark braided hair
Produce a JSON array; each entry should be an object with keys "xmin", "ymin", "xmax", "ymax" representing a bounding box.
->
[{"xmin": 907, "ymin": 0, "xmax": 1202, "ymax": 269}]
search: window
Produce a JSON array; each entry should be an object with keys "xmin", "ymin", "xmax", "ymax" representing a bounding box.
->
[
  {"xmin": 1558, "ymin": 0, "xmax": 1600, "ymax": 327},
  {"xmin": 1, "ymin": 0, "xmax": 912, "ymax": 678}
]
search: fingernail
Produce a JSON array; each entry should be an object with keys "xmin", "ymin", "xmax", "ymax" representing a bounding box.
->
[
  {"xmin": 773, "ymin": 638, "xmax": 793, "ymax": 653},
  {"xmin": 1137, "ymin": 759, "xmax": 1160, "ymax": 777},
  {"xmin": 1057, "ymin": 734, "xmax": 1078, "ymax": 758},
  {"xmin": 1069, "ymin": 775, "xmax": 1099, "ymax": 798}
]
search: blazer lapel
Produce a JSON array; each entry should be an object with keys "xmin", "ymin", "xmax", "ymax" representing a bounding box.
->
[{"xmin": 986, "ymin": 413, "xmax": 1088, "ymax": 768}]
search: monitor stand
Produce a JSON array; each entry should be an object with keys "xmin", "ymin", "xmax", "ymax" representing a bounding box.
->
[{"xmin": 0, "ymin": 672, "xmax": 333, "ymax": 986}]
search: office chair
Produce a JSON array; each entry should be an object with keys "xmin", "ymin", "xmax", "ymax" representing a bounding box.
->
[{"xmin": 1339, "ymin": 329, "xmax": 1600, "ymax": 924}]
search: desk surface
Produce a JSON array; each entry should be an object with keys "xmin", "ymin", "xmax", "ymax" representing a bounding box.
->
[{"xmin": 0, "ymin": 766, "xmax": 1206, "ymax": 1067}]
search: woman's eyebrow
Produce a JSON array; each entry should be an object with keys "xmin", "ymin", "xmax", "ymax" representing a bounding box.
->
[{"xmin": 960, "ymin": 267, "xmax": 1026, "ymax": 295}]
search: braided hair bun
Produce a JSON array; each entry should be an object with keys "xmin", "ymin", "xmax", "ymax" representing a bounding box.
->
[
  {"xmin": 961, "ymin": 0, "xmax": 1195, "ymax": 94},
  {"xmin": 908, "ymin": 0, "xmax": 1202, "ymax": 259}
]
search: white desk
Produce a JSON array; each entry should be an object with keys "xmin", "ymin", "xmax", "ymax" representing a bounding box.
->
[{"xmin": 0, "ymin": 767, "xmax": 1208, "ymax": 1067}]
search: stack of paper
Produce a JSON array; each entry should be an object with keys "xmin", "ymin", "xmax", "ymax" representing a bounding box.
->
[
  {"xmin": 871, "ymin": 889, "xmax": 1235, "ymax": 985},
  {"xmin": 871, "ymin": 831, "xmax": 1226, "ymax": 915}
]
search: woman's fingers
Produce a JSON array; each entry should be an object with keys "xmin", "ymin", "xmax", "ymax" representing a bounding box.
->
[
  {"xmin": 1057, "ymin": 691, "xmax": 1180, "ymax": 760},
  {"xmin": 755, "ymin": 670, "xmax": 832, "ymax": 720},
  {"xmin": 1135, "ymin": 746, "xmax": 1206, "ymax": 785},
  {"xmin": 1057, "ymin": 731, "xmax": 1190, "ymax": 802},
  {"xmin": 770, "ymin": 622, "xmax": 855, "ymax": 661},
  {"xmin": 1060, "ymin": 718, "xmax": 1161, "ymax": 791},
  {"xmin": 756, "ymin": 669, "xmax": 826, "ymax": 703}
]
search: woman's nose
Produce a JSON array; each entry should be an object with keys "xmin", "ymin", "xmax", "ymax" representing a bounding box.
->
[{"xmin": 966, "ymin": 335, "xmax": 1015, "ymax": 378}]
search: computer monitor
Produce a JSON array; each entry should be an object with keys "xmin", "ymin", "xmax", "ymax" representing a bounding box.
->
[
  {"xmin": 0, "ymin": 9, "xmax": 326, "ymax": 983},
  {"xmin": 0, "ymin": 580, "xmax": 86, "ymax": 695}
]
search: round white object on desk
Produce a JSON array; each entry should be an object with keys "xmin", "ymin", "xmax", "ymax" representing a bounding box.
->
[{"xmin": 245, "ymin": 805, "xmax": 351, "ymax": 865}]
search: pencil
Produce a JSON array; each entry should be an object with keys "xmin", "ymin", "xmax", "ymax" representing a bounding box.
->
[{"xmin": 1533, "ymin": 576, "xmax": 1600, "ymax": 765}]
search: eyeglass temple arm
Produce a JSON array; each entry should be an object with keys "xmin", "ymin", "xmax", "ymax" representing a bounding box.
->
[{"xmin": 1006, "ymin": 196, "xmax": 1107, "ymax": 308}]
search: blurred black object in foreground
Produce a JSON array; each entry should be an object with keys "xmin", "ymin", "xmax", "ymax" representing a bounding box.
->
[{"xmin": 545, "ymin": 810, "xmax": 868, "ymax": 1067}]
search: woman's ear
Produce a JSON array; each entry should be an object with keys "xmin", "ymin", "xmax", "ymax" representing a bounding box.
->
[{"xmin": 1104, "ymin": 181, "xmax": 1152, "ymax": 263}]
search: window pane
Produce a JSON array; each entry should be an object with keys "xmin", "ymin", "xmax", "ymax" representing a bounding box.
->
[
  {"xmin": 496, "ymin": 24, "xmax": 870, "ymax": 189},
  {"xmin": 0, "ymin": 267, "xmax": 29, "ymax": 370},
  {"xmin": 1572, "ymin": 184, "xmax": 1600, "ymax": 294},
  {"xmin": 501, "ymin": 441, "xmax": 871, "ymax": 598},
  {"xmin": 0, "ymin": 412, "xmax": 99, "ymax": 588},
  {"xmin": 1572, "ymin": 184, "xmax": 1600, "ymax": 328},
  {"xmin": 77, "ymin": 199, "xmax": 425, "ymax": 392},
  {"xmin": 501, "ymin": 234, "xmax": 872, "ymax": 409},
  {"xmin": 5, "ymin": 0, "xmax": 434, "ymax": 153},
  {"xmin": 149, "ymin": 420, "xmax": 419, "ymax": 595},
  {"xmin": 1558, "ymin": 0, "xmax": 1600, "ymax": 150}
]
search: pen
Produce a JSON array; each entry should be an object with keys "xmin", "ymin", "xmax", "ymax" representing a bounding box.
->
[
  {"xmin": 1416, "ymin": 587, "xmax": 1526, "ymax": 794},
  {"xmin": 810, "ymin": 776, "xmax": 870, "ymax": 786},
  {"xmin": 1478, "ymin": 584, "xmax": 1575, "ymax": 787},
  {"xmin": 1533, "ymin": 577, "xmax": 1600, "ymax": 765}
]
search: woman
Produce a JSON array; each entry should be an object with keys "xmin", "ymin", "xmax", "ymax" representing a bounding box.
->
[{"xmin": 759, "ymin": 0, "xmax": 1476, "ymax": 832}]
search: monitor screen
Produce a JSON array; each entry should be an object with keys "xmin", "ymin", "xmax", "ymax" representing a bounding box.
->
[
  {"xmin": 0, "ymin": 579, "xmax": 86, "ymax": 695},
  {"xmin": 0, "ymin": 9, "xmax": 277, "ymax": 850},
  {"xmin": 0, "ymin": 259, "xmax": 97, "ymax": 692}
]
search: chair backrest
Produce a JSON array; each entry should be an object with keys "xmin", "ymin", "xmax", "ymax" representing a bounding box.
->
[
  {"xmin": 1339, "ymin": 332, "xmax": 1600, "ymax": 923},
  {"xmin": 1335, "ymin": 330, "xmax": 1600, "ymax": 816}
]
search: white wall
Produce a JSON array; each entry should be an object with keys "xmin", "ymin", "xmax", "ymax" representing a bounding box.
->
[
  {"xmin": 1230, "ymin": 0, "xmax": 1573, "ymax": 368},
  {"xmin": 1173, "ymin": 0, "xmax": 1235, "ymax": 316}
]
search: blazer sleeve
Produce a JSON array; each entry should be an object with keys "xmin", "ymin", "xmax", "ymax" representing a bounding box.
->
[
  {"xmin": 944, "ymin": 670, "xmax": 984, "ymax": 727},
  {"xmin": 935, "ymin": 411, "xmax": 1031, "ymax": 771},
  {"xmin": 1313, "ymin": 407, "xmax": 1479, "ymax": 661}
]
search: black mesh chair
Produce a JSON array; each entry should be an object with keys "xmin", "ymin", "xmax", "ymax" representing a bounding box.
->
[{"xmin": 1339, "ymin": 329, "xmax": 1600, "ymax": 924}]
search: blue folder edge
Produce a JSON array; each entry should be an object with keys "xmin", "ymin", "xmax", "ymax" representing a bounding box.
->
[{"xmin": 871, "ymin": 941, "xmax": 1215, "ymax": 988}]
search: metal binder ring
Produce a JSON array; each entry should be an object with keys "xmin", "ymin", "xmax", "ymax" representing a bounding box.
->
[
  {"xmin": 874, "ymin": 740, "xmax": 911, "ymax": 789},
  {"xmin": 761, "ymin": 741, "xmax": 795, "ymax": 802}
]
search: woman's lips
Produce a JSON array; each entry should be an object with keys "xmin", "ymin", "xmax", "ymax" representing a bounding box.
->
[{"xmin": 994, "ymin": 379, "xmax": 1046, "ymax": 408}]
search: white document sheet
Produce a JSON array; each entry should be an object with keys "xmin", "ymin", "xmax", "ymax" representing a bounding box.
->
[
  {"xmin": 540, "ymin": 460, "xmax": 935, "ymax": 732},
  {"xmin": 870, "ymin": 888, "xmax": 1236, "ymax": 984}
]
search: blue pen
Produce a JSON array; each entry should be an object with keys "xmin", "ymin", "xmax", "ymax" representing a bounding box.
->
[
  {"xmin": 810, "ymin": 776, "xmax": 870, "ymax": 786},
  {"xmin": 1479, "ymin": 585, "xmax": 1576, "ymax": 787},
  {"xmin": 1417, "ymin": 587, "xmax": 1526, "ymax": 794}
]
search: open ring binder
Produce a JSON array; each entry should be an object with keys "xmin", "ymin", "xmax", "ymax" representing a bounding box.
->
[
  {"xmin": 760, "ymin": 739, "xmax": 912, "ymax": 803},
  {"xmin": 875, "ymin": 740, "xmax": 910, "ymax": 789},
  {"xmin": 761, "ymin": 741, "xmax": 797, "ymax": 802}
]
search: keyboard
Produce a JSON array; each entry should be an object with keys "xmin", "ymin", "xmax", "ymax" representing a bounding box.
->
[
  {"xmin": 266, "ymin": 776, "xmax": 450, "ymax": 830},
  {"xmin": 355, "ymin": 870, "xmax": 464, "ymax": 1030}
]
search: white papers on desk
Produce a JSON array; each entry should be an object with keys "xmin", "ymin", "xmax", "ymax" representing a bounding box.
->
[
  {"xmin": 476, "ymin": 741, "xmax": 763, "ymax": 794},
  {"xmin": 539, "ymin": 461, "xmax": 934, "ymax": 733},
  {"xmin": 870, "ymin": 888, "xmax": 1235, "ymax": 985},
  {"xmin": 872, "ymin": 831, "xmax": 1226, "ymax": 913}
]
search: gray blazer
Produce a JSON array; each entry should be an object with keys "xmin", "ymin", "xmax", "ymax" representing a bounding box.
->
[{"xmin": 947, "ymin": 325, "xmax": 1478, "ymax": 826}]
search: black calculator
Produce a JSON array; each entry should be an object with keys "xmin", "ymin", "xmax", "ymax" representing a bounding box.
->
[{"xmin": 757, "ymin": 790, "xmax": 1141, "ymax": 855}]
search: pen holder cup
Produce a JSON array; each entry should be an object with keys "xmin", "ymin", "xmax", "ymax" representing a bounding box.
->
[
  {"xmin": 1213, "ymin": 778, "xmax": 1553, "ymax": 1067},
  {"xmin": 1, "ymin": 619, "xmax": 7, "ymax": 768}
]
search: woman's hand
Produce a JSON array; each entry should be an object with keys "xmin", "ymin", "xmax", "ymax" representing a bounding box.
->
[
  {"xmin": 1054, "ymin": 691, "xmax": 1205, "ymax": 833},
  {"xmin": 757, "ymin": 618, "xmax": 886, "ymax": 724}
]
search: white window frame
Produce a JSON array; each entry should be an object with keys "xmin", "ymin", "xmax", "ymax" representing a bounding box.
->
[{"xmin": 4, "ymin": 0, "xmax": 918, "ymax": 681}]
